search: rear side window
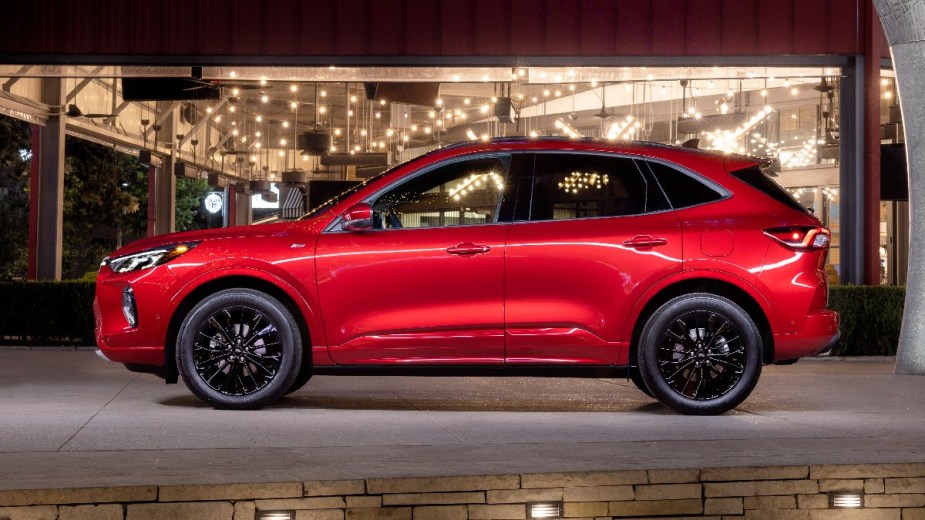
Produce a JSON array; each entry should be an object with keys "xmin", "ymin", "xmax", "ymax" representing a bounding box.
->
[
  {"xmin": 645, "ymin": 160, "xmax": 724, "ymax": 209},
  {"xmin": 528, "ymin": 153, "xmax": 652, "ymax": 221},
  {"xmin": 730, "ymin": 166, "xmax": 812, "ymax": 215}
]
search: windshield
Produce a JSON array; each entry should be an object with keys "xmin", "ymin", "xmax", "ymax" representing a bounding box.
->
[
  {"xmin": 297, "ymin": 169, "xmax": 391, "ymax": 220},
  {"xmin": 297, "ymin": 150, "xmax": 444, "ymax": 220}
]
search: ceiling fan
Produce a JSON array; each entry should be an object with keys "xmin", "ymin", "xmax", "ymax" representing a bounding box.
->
[{"xmin": 66, "ymin": 104, "xmax": 118, "ymax": 119}]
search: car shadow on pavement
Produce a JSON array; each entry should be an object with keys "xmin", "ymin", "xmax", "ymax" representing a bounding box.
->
[{"xmin": 158, "ymin": 393, "xmax": 673, "ymax": 413}]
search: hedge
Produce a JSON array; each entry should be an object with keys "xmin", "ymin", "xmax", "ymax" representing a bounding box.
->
[
  {"xmin": 0, "ymin": 281, "xmax": 96, "ymax": 345},
  {"xmin": 0, "ymin": 281, "xmax": 909, "ymax": 355},
  {"xmin": 827, "ymin": 285, "xmax": 905, "ymax": 356}
]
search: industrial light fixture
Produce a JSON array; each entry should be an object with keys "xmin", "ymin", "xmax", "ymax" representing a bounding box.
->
[
  {"xmin": 829, "ymin": 493, "xmax": 863, "ymax": 509},
  {"xmin": 528, "ymin": 502, "xmax": 563, "ymax": 518},
  {"xmin": 255, "ymin": 510, "xmax": 295, "ymax": 520}
]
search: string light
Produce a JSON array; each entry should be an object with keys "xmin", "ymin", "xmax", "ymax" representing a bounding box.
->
[
  {"xmin": 606, "ymin": 116, "xmax": 636, "ymax": 140},
  {"xmin": 559, "ymin": 171, "xmax": 610, "ymax": 194},
  {"xmin": 553, "ymin": 118, "xmax": 583, "ymax": 139},
  {"xmin": 449, "ymin": 172, "xmax": 504, "ymax": 201},
  {"xmin": 703, "ymin": 106, "xmax": 774, "ymax": 154}
]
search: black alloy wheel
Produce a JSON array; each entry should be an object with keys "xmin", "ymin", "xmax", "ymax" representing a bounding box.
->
[
  {"xmin": 637, "ymin": 293, "xmax": 762, "ymax": 415},
  {"xmin": 177, "ymin": 289, "xmax": 302, "ymax": 409}
]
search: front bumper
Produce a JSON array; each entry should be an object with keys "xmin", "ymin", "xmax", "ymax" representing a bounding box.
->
[
  {"xmin": 94, "ymin": 275, "xmax": 167, "ymax": 367},
  {"xmin": 773, "ymin": 308, "xmax": 840, "ymax": 361}
]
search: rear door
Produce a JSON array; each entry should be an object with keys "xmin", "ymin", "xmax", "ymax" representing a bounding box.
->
[{"xmin": 504, "ymin": 152, "xmax": 683, "ymax": 365}]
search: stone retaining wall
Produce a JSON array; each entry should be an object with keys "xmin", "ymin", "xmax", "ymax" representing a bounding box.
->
[{"xmin": 1, "ymin": 463, "xmax": 924, "ymax": 519}]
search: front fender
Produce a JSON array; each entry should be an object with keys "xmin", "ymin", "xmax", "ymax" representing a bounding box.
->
[{"xmin": 163, "ymin": 258, "xmax": 329, "ymax": 365}]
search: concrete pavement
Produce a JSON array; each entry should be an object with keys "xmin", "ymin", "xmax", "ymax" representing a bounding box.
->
[{"xmin": 1, "ymin": 349, "xmax": 923, "ymax": 490}]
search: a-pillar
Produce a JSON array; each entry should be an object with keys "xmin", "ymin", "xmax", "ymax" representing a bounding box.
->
[{"xmin": 27, "ymin": 78, "xmax": 66, "ymax": 280}]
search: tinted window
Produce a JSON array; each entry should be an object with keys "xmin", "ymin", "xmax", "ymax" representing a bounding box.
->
[
  {"xmin": 371, "ymin": 156, "xmax": 509, "ymax": 229},
  {"xmin": 646, "ymin": 160, "xmax": 724, "ymax": 209},
  {"xmin": 730, "ymin": 166, "xmax": 812, "ymax": 215},
  {"xmin": 527, "ymin": 154, "xmax": 652, "ymax": 221}
]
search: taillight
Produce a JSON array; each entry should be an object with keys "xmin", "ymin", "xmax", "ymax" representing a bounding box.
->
[{"xmin": 764, "ymin": 226, "xmax": 830, "ymax": 250}]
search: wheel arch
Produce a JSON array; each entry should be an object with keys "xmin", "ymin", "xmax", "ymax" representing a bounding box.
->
[
  {"xmin": 164, "ymin": 274, "xmax": 314, "ymax": 384},
  {"xmin": 628, "ymin": 276, "xmax": 776, "ymax": 366}
]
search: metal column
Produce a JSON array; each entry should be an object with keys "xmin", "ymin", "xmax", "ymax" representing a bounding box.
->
[
  {"xmin": 27, "ymin": 78, "xmax": 66, "ymax": 280},
  {"xmin": 839, "ymin": 58, "xmax": 866, "ymax": 285},
  {"xmin": 153, "ymin": 103, "xmax": 177, "ymax": 235},
  {"xmin": 863, "ymin": 1, "xmax": 884, "ymax": 285}
]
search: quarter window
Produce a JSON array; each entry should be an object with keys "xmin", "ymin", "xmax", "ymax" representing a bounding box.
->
[
  {"xmin": 645, "ymin": 160, "xmax": 724, "ymax": 209},
  {"xmin": 371, "ymin": 156, "xmax": 509, "ymax": 229},
  {"xmin": 528, "ymin": 154, "xmax": 651, "ymax": 221}
]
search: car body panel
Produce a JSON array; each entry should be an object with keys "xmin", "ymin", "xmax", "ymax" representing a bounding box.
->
[
  {"xmin": 504, "ymin": 211, "xmax": 682, "ymax": 364},
  {"xmin": 315, "ymin": 224, "xmax": 509, "ymax": 365},
  {"xmin": 94, "ymin": 138, "xmax": 839, "ymax": 386}
]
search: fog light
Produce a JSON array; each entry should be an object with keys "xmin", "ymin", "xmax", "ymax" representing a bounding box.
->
[
  {"xmin": 122, "ymin": 286, "xmax": 137, "ymax": 328},
  {"xmin": 829, "ymin": 493, "xmax": 863, "ymax": 508},
  {"xmin": 528, "ymin": 502, "xmax": 563, "ymax": 518},
  {"xmin": 255, "ymin": 511, "xmax": 295, "ymax": 520}
]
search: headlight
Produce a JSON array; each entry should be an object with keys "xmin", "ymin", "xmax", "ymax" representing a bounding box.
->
[{"xmin": 105, "ymin": 242, "xmax": 199, "ymax": 273}]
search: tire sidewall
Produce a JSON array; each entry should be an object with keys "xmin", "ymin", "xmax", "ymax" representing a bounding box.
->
[
  {"xmin": 176, "ymin": 288, "xmax": 302, "ymax": 410},
  {"xmin": 638, "ymin": 293, "xmax": 762, "ymax": 415}
]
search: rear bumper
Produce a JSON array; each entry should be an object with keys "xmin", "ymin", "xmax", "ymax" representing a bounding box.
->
[{"xmin": 773, "ymin": 308, "xmax": 840, "ymax": 361}]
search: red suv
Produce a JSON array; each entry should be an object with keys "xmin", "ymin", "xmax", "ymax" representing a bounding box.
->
[{"xmin": 95, "ymin": 138, "xmax": 838, "ymax": 414}]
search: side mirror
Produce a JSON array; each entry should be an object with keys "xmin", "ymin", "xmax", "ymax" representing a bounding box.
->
[{"xmin": 341, "ymin": 203, "xmax": 373, "ymax": 231}]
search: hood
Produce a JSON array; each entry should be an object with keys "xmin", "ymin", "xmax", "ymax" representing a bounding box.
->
[{"xmin": 107, "ymin": 221, "xmax": 294, "ymax": 259}]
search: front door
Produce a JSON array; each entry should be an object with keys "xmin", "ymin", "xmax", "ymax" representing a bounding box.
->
[{"xmin": 316, "ymin": 155, "xmax": 513, "ymax": 365}]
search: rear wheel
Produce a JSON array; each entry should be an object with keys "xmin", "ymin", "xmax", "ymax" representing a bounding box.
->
[
  {"xmin": 638, "ymin": 293, "xmax": 762, "ymax": 415},
  {"xmin": 176, "ymin": 289, "xmax": 302, "ymax": 409}
]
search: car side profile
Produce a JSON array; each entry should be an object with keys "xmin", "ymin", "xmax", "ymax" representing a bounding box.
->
[{"xmin": 94, "ymin": 137, "xmax": 839, "ymax": 415}]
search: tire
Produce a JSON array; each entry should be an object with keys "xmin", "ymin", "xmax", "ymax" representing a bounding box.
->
[
  {"xmin": 637, "ymin": 293, "xmax": 762, "ymax": 415},
  {"xmin": 284, "ymin": 365, "xmax": 313, "ymax": 396},
  {"xmin": 628, "ymin": 366, "xmax": 654, "ymax": 398},
  {"xmin": 176, "ymin": 289, "xmax": 302, "ymax": 410}
]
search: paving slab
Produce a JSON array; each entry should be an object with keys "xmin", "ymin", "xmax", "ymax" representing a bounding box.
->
[{"xmin": 0, "ymin": 350, "xmax": 923, "ymax": 490}]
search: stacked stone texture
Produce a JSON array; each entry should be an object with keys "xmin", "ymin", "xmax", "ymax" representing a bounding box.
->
[{"xmin": 1, "ymin": 463, "xmax": 925, "ymax": 519}]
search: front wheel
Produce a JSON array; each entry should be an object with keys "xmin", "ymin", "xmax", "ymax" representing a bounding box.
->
[
  {"xmin": 637, "ymin": 293, "xmax": 762, "ymax": 415},
  {"xmin": 176, "ymin": 289, "xmax": 302, "ymax": 410}
]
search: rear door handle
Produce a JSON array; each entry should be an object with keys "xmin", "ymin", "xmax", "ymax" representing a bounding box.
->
[
  {"xmin": 623, "ymin": 236, "xmax": 668, "ymax": 249},
  {"xmin": 446, "ymin": 242, "xmax": 491, "ymax": 255}
]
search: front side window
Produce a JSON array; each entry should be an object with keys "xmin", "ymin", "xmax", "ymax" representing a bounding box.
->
[
  {"xmin": 528, "ymin": 153, "xmax": 652, "ymax": 221},
  {"xmin": 371, "ymin": 156, "xmax": 509, "ymax": 229}
]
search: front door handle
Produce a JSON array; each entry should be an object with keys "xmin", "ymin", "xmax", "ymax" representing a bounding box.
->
[
  {"xmin": 446, "ymin": 242, "xmax": 491, "ymax": 255},
  {"xmin": 623, "ymin": 236, "xmax": 668, "ymax": 249}
]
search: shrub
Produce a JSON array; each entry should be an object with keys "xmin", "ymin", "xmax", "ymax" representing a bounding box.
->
[
  {"xmin": 0, "ymin": 281, "xmax": 95, "ymax": 345},
  {"xmin": 827, "ymin": 285, "xmax": 905, "ymax": 356},
  {"xmin": 0, "ymin": 281, "xmax": 910, "ymax": 354}
]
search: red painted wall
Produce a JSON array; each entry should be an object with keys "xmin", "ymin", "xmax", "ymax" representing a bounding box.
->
[{"xmin": 0, "ymin": 0, "xmax": 877, "ymax": 61}]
